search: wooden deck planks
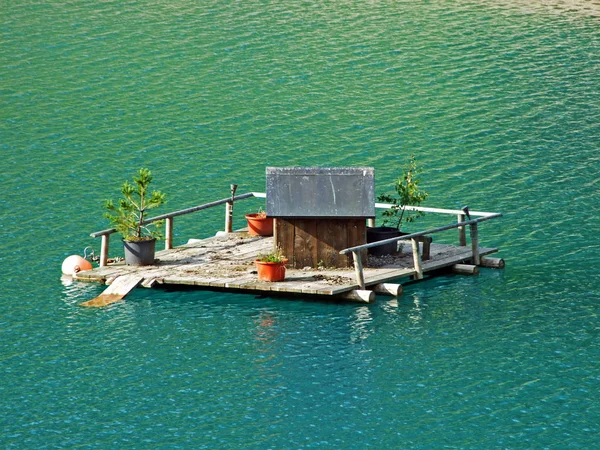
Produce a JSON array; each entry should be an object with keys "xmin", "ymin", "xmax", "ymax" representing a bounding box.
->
[
  {"xmin": 75, "ymin": 231, "xmax": 499, "ymax": 301},
  {"xmin": 80, "ymin": 275, "xmax": 144, "ymax": 307}
]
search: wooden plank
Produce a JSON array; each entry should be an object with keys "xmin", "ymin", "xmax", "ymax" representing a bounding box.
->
[
  {"xmin": 364, "ymin": 267, "xmax": 416, "ymax": 285},
  {"xmin": 275, "ymin": 218, "xmax": 295, "ymax": 265},
  {"xmin": 76, "ymin": 225, "xmax": 501, "ymax": 303},
  {"xmin": 316, "ymin": 219, "xmax": 344, "ymax": 268},
  {"xmin": 347, "ymin": 219, "xmax": 367, "ymax": 267},
  {"xmin": 80, "ymin": 275, "xmax": 144, "ymax": 307},
  {"xmin": 331, "ymin": 220, "xmax": 351, "ymax": 267},
  {"xmin": 422, "ymin": 247, "xmax": 497, "ymax": 272},
  {"xmin": 294, "ymin": 219, "xmax": 318, "ymax": 269}
]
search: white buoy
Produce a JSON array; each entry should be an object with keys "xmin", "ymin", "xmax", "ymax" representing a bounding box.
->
[{"xmin": 61, "ymin": 255, "xmax": 93, "ymax": 276}]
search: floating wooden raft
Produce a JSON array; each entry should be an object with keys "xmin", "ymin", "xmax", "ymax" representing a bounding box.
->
[{"xmin": 74, "ymin": 232, "xmax": 500, "ymax": 305}]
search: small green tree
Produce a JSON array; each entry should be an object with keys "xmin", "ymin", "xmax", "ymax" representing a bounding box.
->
[
  {"xmin": 104, "ymin": 168, "xmax": 166, "ymax": 241},
  {"xmin": 377, "ymin": 155, "xmax": 428, "ymax": 230}
]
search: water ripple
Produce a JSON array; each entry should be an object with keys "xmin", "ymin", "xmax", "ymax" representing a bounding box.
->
[{"xmin": 1, "ymin": 1, "xmax": 600, "ymax": 448}]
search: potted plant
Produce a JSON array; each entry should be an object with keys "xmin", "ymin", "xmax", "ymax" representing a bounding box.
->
[
  {"xmin": 255, "ymin": 247, "xmax": 288, "ymax": 282},
  {"xmin": 245, "ymin": 208, "xmax": 274, "ymax": 236},
  {"xmin": 104, "ymin": 168, "xmax": 166, "ymax": 265},
  {"xmin": 369, "ymin": 155, "xmax": 428, "ymax": 256}
]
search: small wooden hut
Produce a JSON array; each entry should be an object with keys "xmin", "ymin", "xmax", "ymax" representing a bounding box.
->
[{"xmin": 266, "ymin": 167, "xmax": 374, "ymax": 269}]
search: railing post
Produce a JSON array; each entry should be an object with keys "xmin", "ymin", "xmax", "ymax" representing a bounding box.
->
[
  {"xmin": 351, "ymin": 250, "xmax": 366, "ymax": 289},
  {"xmin": 165, "ymin": 217, "xmax": 173, "ymax": 250},
  {"xmin": 458, "ymin": 214, "xmax": 466, "ymax": 246},
  {"xmin": 100, "ymin": 234, "xmax": 109, "ymax": 267},
  {"xmin": 225, "ymin": 184, "xmax": 238, "ymax": 233},
  {"xmin": 411, "ymin": 238, "xmax": 424, "ymax": 280},
  {"xmin": 470, "ymin": 222, "xmax": 480, "ymax": 265}
]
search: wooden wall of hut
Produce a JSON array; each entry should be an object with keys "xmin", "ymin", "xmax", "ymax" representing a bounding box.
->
[{"xmin": 274, "ymin": 218, "xmax": 367, "ymax": 269}]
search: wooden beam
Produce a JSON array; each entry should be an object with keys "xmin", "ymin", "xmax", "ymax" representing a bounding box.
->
[
  {"xmin": 141, "ymin": 278, "xmax": 159, "ymax": 288},
  {"xmin": 452, "ymin": 264, "xmax": 479, "ymax": 275},
  {"xmin": 470, "ymin": 223, "xmax": 480, "ymax": 265},
  {"xmin": 80, "ymin": 275, "xmax": 144, "ymax": 307},
  {"xmin": 372, "ymin": 283, "xmax": 403, "ymax": 296},
  {"xmin": 458, "ymin": 213, "xmax": 466, "ymax": 246},
  {"xmin": 225, "ymin": 201, "xmax": 233, "ymax": 233},
  {"xmin": 480, "ymin": 257, "xmax": 505, "ymax": 269},
  {"xmin": 351, "ymin": 250, "xmax": 366, "ymax": 289},
  {"xmin": 411, "ymin": 238, "xmax": 423, "ymax": 280},
  {"xmin": 165, "ymin": 217, "xmax": 173, "ymax": 250},
  {"xmin": 341, "ymin": 213, "xmax": 502, "ymax": 256},
  {"xmin": 337, "ymin": 290, "xmax": 375, "ymax": 303},
  {"xmin": 100, "ymin": 234, "xmax": 109, "ymax": 267}
]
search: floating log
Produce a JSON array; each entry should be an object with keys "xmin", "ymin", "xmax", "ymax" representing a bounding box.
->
[
  {"xmin": 337, "ymin": 290, "xmax": 375, "ymax": 303},
  {"xmin": 372, "ymin": 283, "xmax": 403, "ymax": 297},
  {"xmin": 479, "ymin": 257, "xmax": 505, "ymax": 269},
  {"xmin": 80, "ymin": 275, "xmax": 144, "ymax": 307},
  {"xmin": 452, "ymin": 264, "xmax": 479, "ymax": 275}
]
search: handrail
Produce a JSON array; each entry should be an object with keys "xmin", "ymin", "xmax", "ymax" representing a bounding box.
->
[
  {"xmin": 340, "ymin": 211, "xmax": 502, "ymax": 289},
  {"xmin": 90, "ymin": 192, "xmax": 258, "ymax": 238},
  {"xmin": 91, "ymin": 187, "xmax": 501, "ymax": 282},
  {"xmin": 340, "ymin": 213, "xmax": 502, "ymax": 254},
  {"xmin": 374, "ymin": 203, "xmax": 499, "ymax": 218},
  {"xmin": 90, "ymin": 191, "xmax": 265, "ymax": 266}
]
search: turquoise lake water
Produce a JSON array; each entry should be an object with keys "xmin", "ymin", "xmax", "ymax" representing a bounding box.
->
[{"xmin": 1, "ymin": 1, "xmax": 599, "ymax": 448}]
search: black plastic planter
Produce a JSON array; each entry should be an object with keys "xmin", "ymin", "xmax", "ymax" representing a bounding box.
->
[
  {"xmin": 366, "ymin": 226, "xmax": 402, "ymax": 256},
  {"xmin": 123, "ymin": 238, "xmax": 157, "ymax": 265}
]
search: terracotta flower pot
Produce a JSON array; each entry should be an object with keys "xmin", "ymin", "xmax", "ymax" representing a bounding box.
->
[
  {"xmin": 255, "ymin": 259, "xmax": 287, "ymax": 282},
  {"xmin": 245, "ymin": 213, "xmax": 274, "ymax": 236}
]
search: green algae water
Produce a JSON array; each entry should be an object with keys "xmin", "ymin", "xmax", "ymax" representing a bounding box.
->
[{"xmin": 1, "ymin": 1, "xmax": 599, "ymax": 448}]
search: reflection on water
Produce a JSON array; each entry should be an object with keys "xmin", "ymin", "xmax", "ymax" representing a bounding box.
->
[
  {"xmin": 2, "ymin": 0, "xmax": 599, "ymax": 447},
  {"xmin": 407, "ymin": 294, "xmax": 426, "ymax": 324},
  {"xmin": 349, "ymin": 306, "xmax": 374, "ymax": 343},
  {"xmin": 60, "ymin": 275, "xmax": 100, "ymax": 306}
]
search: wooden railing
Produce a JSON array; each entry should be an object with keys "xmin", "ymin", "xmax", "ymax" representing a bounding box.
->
[
  {"xmin": 342, "ymin": 206, "xmax": 502, "ymax": 289},
  {"xmin": 90, "ymin": 190, "xmax": 266, "ymax": 267},
  {"xmin": 91, "ymin": 190, "xmax": 501, "ymax": 285}
]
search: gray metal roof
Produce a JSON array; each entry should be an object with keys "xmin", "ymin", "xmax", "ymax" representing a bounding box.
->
[{"xmin": 265, "ymin": 167, "xmax": 375, "ymax": 218}]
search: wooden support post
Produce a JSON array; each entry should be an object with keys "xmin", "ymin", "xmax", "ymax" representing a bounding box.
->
[
  {"xmin": 367, "ymin": 218, "xmax": 375, "ymax": 228},
  {"xmin": 373, "ymin": 283, "xmax": 403, "ymax": 297},
  {"xmin": 225, "ymin": 202, "xmax": 233, "ymax": 233},
  {"xmin": 480, "ymin": 257, "xmax": 505, "ymax": 269},
  {"xmin": 452, "ymin": 264, "xmax": 479, "ymax": 275},
  {"xmin": 100, "ymin": 234, "xmax": 109, "ymax": 267},
  {"xmin": 338, "ymin": 290, "xmax": 375, "ymax": 303},
  {"xmin": 421, "ymin": 236, "xmax": 432, "ymax": 261},
  {"xmin": 411, "ymin": 238, "xmax": 424, "ymax": 280},
  {"xmin": 225, "ymin": 184, "xmax": 237, "ymax": 233},
  {"xmin": 458, "ymin": 214, "xmax": 466, "ymax": 246},
  {"xmin": 165, "ymin": 217, "xmax": 173, "ymax": 250},
  {"xmin": 470, "ymin": 222, "xmax": 480, "ymax": 265},
  {"xmin": 351, "ymin": 250, "xmax": 366, "ymax": 289}
]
